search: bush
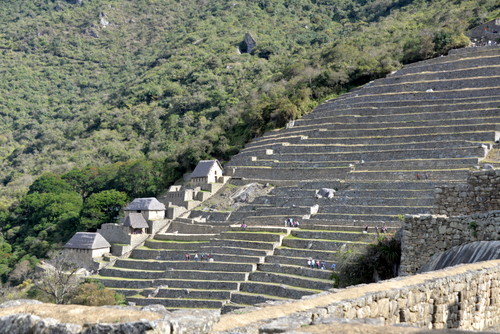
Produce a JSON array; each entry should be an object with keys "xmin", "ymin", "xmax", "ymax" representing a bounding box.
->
[{"xmin": 70, "ymin": 281, "xmax": 123, "ymax": 306}]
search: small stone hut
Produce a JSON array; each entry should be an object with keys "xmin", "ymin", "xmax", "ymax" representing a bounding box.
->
[
  {"xmin": 124, "ymin": 197, "xmax": 166, "ymax": 221},
  {"xmin": 64, "ymin": 232, "xmax": 111, "ymax": 269},
  {"xmin": 122, "ymin": 212, "xmax": 149, "ymax": 234},
  {"xmin": 468, "ymin": 18, "xmax": 500, "ymax": 45},
  {"xmin": 189, "ymin": 160, "xmax": 224, "ymax": 185}
]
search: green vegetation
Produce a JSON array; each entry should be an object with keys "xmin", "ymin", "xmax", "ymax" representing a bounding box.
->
[
  {"xmin": 333, "ymin": 236, "xmax": 401, "ymax": 287},
  {"xmin": 0, "ymin": 0, "xmax": 498, "ymax": 281}
]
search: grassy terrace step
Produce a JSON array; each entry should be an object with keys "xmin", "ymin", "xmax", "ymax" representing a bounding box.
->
[
  {"xmin": 257, "ymin": 263, "xmax": 332, "ymax": 280},
  {"xmin": 208, "ymin": 239, "xmax": 277, "ymax": 250},
  {"xmin": 219, "ymin": 231, "xmax": 285, "ymax": 242},
  {"xmin": 305, "ymin": 99, "xmax": 500, "ymax": 119},
  {"xmin": 346, "ymin": 169, "xmax": 471, "ymax": 181},
  {"xmin": 242, "ymin": 131, "xmax": 497, "ymax": 149},
  {"xmin": 328, "ymin": 196, "xmax": 434, "ymax": 207},
  {"xmin": 113, "ymin": 258, "xmax": 256, "ymax": 272},
  {"xmin": 229, "ymin": 225, "xmax": 290, "ymax": 233},
  {"xmin": 258, "ymin": 140, "xmax": 488, "ymax": 155},
  {"xmin": 281, "ymin": 237, "xmax": 373, "ymax": 251},
  {"xmin": 315, "ymin": 93, "xmax": 500, "ymax": 111},
  {"xmin": 290, "ymin": 230, "xmax": 380, "ymax": 243},
  {"xmin": 291, "ymin": 115, "xmax": 500, "ymax": 133},
  {"xmin": 98, "ymin": 276, "xmax": 240, "ymax": 290},
  {"xmin": 372, "ymin": 66, "xmax": 500, "ymax": 86},
  {"xmin": 295, "ymin": 224, "xmax": 399, "ymax": 233},
  {"xmin": 144, "ymin": 239, "xmax": 209, "ymax": 250},
  {"xmin": 298, "ymin": 123, "xmax": 498, "ymax": 139},
  {"xmin": 273, "ymin": 248, "xmax": 344, "ymax": 261},
  {"xmin": 248, "ymin": 271, "xmax": 333, "ymax": 290},
  {"xmin": 299, "ymin": 217, "xmax": 402, "ymax": 227},
  {"xmin": 344, "ymin": 180, "xmax": 449, "ymax": 190},
  {"xmin": 229, "ymin": 292, "xmax": 289, "ymax": 306},
  {"xmin": 199, "ymin": 245, "xmax": 269, "ymax": 257},
  {"xmin": 245, "ymin": 146, "xmax": 486, "ymax": 163},
  {"xmin": 131, "ymin": 248, "xmax": 210, "ymax": 261},
  {"xmin": 358, "ymin": 77, "xmax": 500, "ymax": 95},
  {"xmin": 311, "ymin": 213, "xmax": 404, "ymax": 222},
  {"xmin": 239, "ymin": 281, "xmax": 322, "ymax": 299},
  {"xmin": 127, "ymin": 297, "xmax": 225, "ymax": 309},
  {"xmin": 356, "ymin": 158, "xmax": 480, "ymax": 170},
  {"xmin": 99, "ymin": 267, "xmax": 248, "ymax": 281},
  {"xmin": 302, "ymin": 105, "xmax": 500, "ymax": 124},
  {"xmin": 154, "ymin": 233, "xmax": 217, "ymax": 241},
  {"xmin": 147, "ymin": 288, "xmax": 232, "ymax": 300},
  {"xmin": 230, "ymin": 166, "xmax": 351, "ymax": 181}
]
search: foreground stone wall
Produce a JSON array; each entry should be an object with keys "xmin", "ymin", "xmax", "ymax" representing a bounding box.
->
[
  {"xmin": 400, "ymin": 211, "xmax": 500, "ymax": 275},
  {"xmin": 214, "ymin": 260, "xmax": 500, "ymax": 333},
  {"xmin": 433, "ymin": 170, "xmax": 500, "ymax": 216}
]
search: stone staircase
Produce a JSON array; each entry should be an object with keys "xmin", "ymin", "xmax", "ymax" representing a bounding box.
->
[{"xmin": 96, "ymin": 46, "xmax": 500, "ymax": 312}]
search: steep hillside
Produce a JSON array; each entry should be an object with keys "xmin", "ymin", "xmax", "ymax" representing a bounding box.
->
[
  {"xmin": 0, "ymin": 0, "xmax": 498, "ymax": 206},
  {"xmin": 96, "ymin": 46, "xmax": 500, "ymax": 312}
]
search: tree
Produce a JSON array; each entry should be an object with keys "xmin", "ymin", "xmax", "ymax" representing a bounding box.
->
[
  {"xmin": 80, "ymin": 190, "xmax": 128, "ymax": 230},
  {"xmin": 27, "ymin": 174, "xmax": 73, "ymax": 194},
  {"xmin": 33, "ymin": 251, "xmax": 81, "ymax": 304}
]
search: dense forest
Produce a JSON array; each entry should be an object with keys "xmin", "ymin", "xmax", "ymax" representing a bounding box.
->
[{"xmin": 0, "ymin": 0, "xmax": 498, "ymax": 282}]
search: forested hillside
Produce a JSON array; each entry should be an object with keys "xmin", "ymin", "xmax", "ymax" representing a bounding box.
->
[{"xmin": 0, "ymin": 0, "xmax": 498, "ymax": 281}]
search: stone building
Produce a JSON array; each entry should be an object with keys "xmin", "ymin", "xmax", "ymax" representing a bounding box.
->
[
  {"xmin": 124, "ymin": 197, "xmax": 166, "ymax": 221},
  {"xmin": 189, "ymin": 160, "xmax": 224, "ymax": 186},
  {"xmin": 63, "ymin": 232, "xmax": 110, "ymax": 270},
  {"xmin": 122, "ymin": 212, "xmax": 149, "ymax": 234}
]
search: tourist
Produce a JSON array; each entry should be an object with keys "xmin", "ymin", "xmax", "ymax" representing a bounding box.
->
[
  {"xmin": 185, "ymin": 253, "xmax": 191, "ymax": 261},
  {"xmin": 331, "ymin": 263, "xmax": 336, "ymax": 271},
  {"xmin": 194, "ymin": 253, "xmax": 199, "ymax": 261},
  {"xmin": 241, "ymin": 223, "xmax": 247, "ymax": 229},
  {"xmin": 364, "ymin": 225, "xmax": 369, "ymax": 233}
]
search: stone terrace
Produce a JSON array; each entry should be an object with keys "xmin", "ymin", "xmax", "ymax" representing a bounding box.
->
[{"xmin": 96, "ymin": 46, "xmax": 500, "ymax": 312}]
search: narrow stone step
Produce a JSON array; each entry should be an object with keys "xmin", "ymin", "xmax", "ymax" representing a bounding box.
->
[
  {"xmin": 239, "ymin": 281, "xmax": 321, "ymax": 300},
  {"xmin": 144, "ymin": 239, "xmax": 209, "ymax": 250},
  {"xmin": 114, "ymin": 259, "xmax": 256, "ymax": 272},
  {"xmin": 208, "ymin": 239, "xmax": 277, "ymax": 250},
  {"xmin": 290, "ymin": 230, "xmax": 379, "ymax": 243},
  {"xmin": 229, "ymin": 291, "xmax": 289, "ymax": 306},
  {"xmin": 219, "ymin": 231, "xmax": 284, "ymax": 242},
  {"xmin": 248, "ymin": 271, "xmax": 332, "ymax": 290},
  {"xmin": 199, "ymin": 245, "xmax": 269, "ymax": 257},
  {"xmin": 154, "ymin": 233, "xmax": 218, "ymax": 241},
  {"xmin": 281, "ymin": 238, "xmax": 372, "ymax": 251},
  {"xmin": 127, "ymin": 297, "xmax": 225, "ymax": 309},
  {"xmin": 317, "ymin": 205, "xmax": 430, "ymax": 215},
  {"xmin": 257, "ymin": 263, "xmax": 332, "ymax": 280},
  {"xmin": 147, "ymin": 288, "xmax": 232, "ymax": 300},
  {"xmin": 100, "ymin": 267, "xmax": 248, "ymax": 281}
]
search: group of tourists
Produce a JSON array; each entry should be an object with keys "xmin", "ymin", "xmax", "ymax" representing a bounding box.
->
[
  {"xmin": 307, "ymin": 258, "xmax": 335, "ymax": 270},
  {"xmin": 363, "ymin": 225, "xmax": 388, "ymax": 234},
  {"xmin": 284, "ymin": 218, "xmax": 300, "ymax": 227},
  {"xmin": 185, "ymin": 253, "xmax": 214, "ymax": 262}
]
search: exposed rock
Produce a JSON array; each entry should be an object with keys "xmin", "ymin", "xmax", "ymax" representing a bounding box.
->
[
  {"xmin": 315, "ymin": 188, "xmax": 335, "ymax": 199},
  {"xmin": 168, "ymin": 309, "xmax": 220, "ymax": 334},
  {"xmin": 258, "ymin": 314, "xmax": 311, "ymax": 333},
  {"xmin": 0, "ymin": 314, "xmax": 82, "ymax": 334},
  {"xmin": 0, "ymin": 299, "xmax": 42, "ymax": 308}
]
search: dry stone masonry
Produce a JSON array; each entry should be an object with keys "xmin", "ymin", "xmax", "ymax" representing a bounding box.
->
[{"xmin": 434, "ymin": 170, "xmax": 500, "ymax": 216}]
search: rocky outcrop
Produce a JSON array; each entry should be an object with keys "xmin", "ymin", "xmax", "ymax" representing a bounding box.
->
[{"xmin": 0, "ymin": 301, "xmax": 220, "ymax": 334}]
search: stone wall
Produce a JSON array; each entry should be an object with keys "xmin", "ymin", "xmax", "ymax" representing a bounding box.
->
[
  {"xmin": 433, "ymin": 170, "xmax": 500, "ymax": 216},
  {"xmin": 400, "ymin": 211, "xmax": 500, "ymax": 275},
  {"xmin": 214, "ymin": 260, "xmax": 500, "ymax": 333}
]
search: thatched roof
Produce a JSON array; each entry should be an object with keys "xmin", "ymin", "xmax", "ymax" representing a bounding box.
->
[
  {"xmin": 190, "ymin": 160, "xmax": 223, "ymax": 178},
  {"xmin": 122, "ymin": 213, "xmax": 149, "ymax": 229},
  {"xmin": 124, "ymin": 198, "xmax": 166, "ymax": 211},
  {"xmin": 64, "ymin": 232, "xmax": 110, "ymax": 250}
]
